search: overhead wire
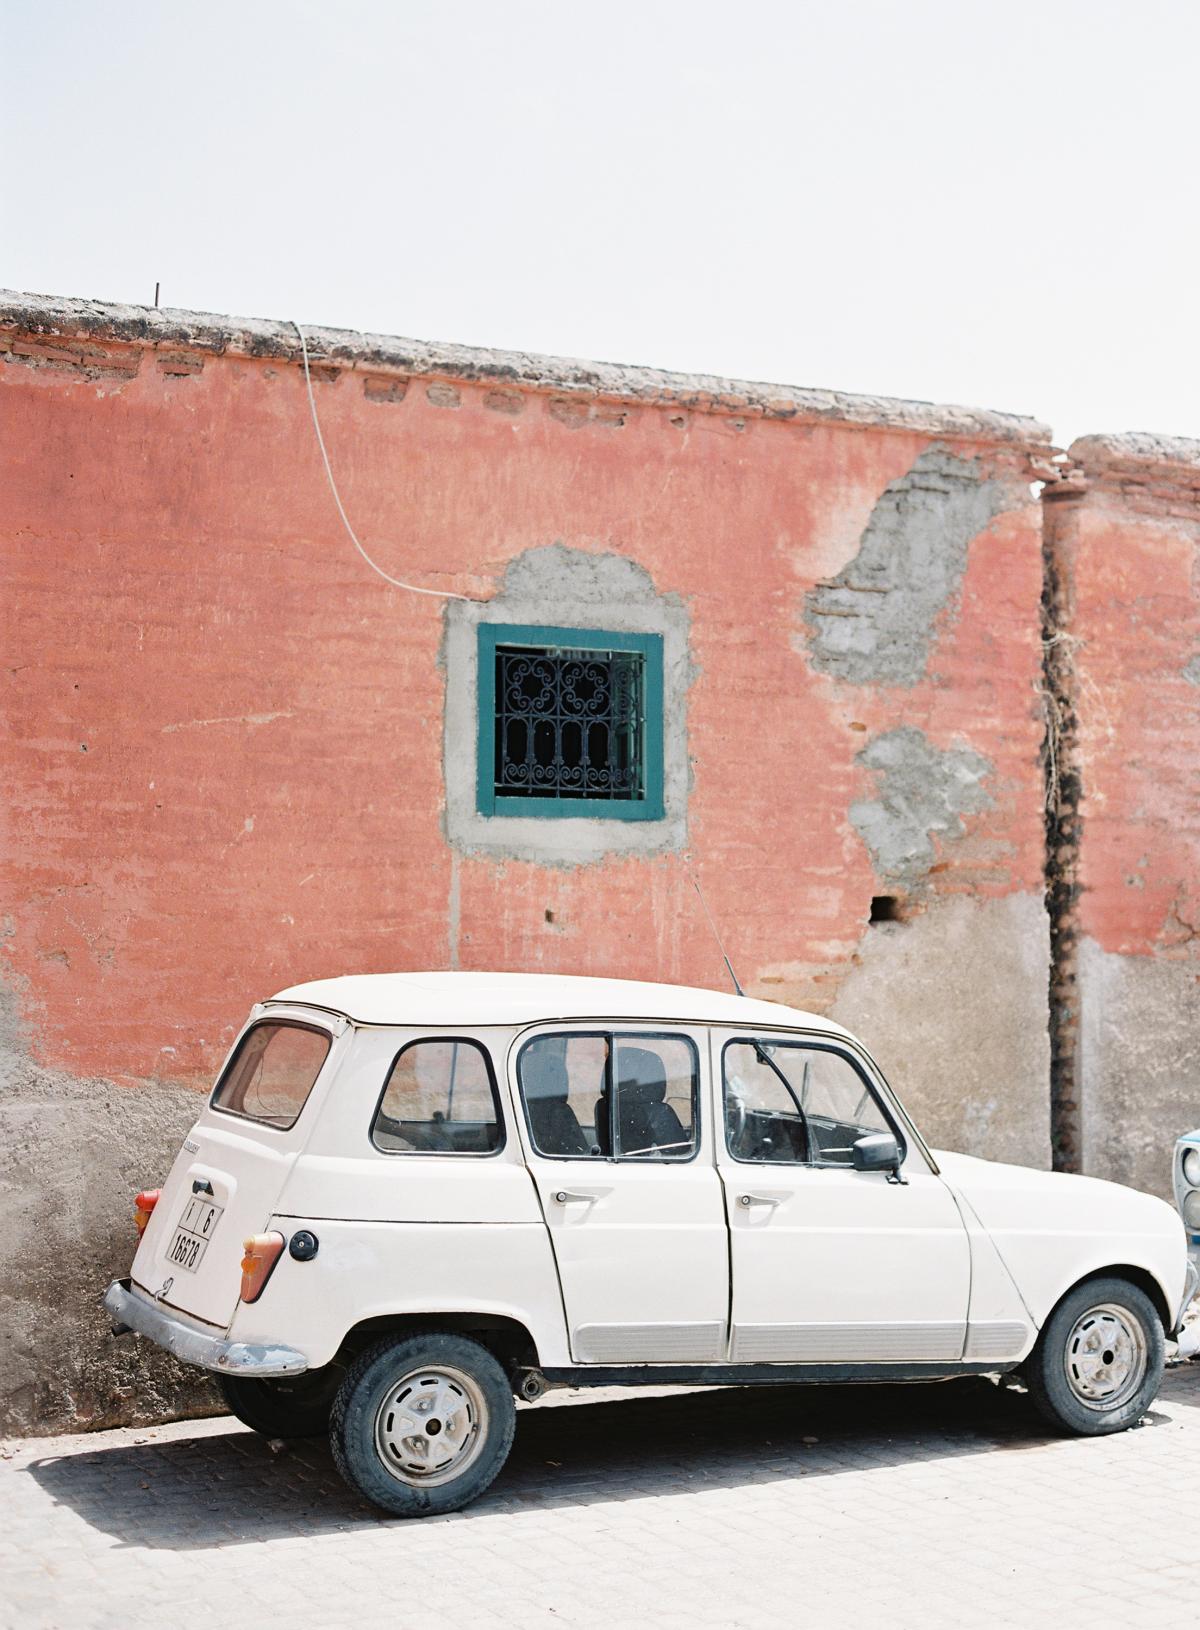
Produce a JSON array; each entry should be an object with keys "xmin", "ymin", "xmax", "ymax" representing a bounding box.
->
[{"xmin": 292, "ymin": 320, "xmax": 474, "ymax": 601}]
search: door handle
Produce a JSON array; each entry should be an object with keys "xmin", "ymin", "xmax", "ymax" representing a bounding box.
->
[
  {"xmin": 738, "ymin": 1193, "xmax": 784, "ymax": 1208},
  {"xmin": 553, "ymin": 1188, "xmax": 610, "ymax": 1204}
]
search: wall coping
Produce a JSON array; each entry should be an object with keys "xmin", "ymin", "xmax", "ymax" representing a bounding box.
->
[
  {"xmin": 1068, "ymin": 432, "xmax": 1200, "ymax": 476},
  {"xmin": 0, "ymin": 287, "xmax": 1055, "ymax": 450}
]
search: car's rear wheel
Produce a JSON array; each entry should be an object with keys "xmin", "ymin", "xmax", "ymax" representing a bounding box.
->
[
  {"xmin": 1024, "ymin": 1275, "xmax": 1165, "ymax": 1435},
  {"xmin": 219, "ymin": 1366, "xmax": 342, "ymax": 1439},
  {"xmin": 329, "ymin": 1332, "xmax": 516, "ymax": 1517}
]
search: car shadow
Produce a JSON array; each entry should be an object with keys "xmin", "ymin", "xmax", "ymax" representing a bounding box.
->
[{"xmin": 24, "ymin": 1369, "xmax": 1194, "ymax": 1551}]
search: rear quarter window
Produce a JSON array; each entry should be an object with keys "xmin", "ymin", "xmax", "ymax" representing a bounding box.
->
[
  {"xmin": 211, "ymin": 1021, "xmax": 332, "ymax": 1129},
  {"xmin": 371, "ymin": 1037, "xmax": 504, "ymax": 1155}
]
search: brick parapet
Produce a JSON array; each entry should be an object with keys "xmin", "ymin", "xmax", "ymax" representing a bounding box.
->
[
  {"xmin": 1053, "ymin": 433, "xmax": 1200, "ymax": 516},
  {"xmin": 0, "ymin": 287, "xmax": 1056, "ymax": 456}
]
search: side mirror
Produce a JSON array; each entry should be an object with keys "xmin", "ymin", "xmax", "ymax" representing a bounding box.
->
[{"xmin": 852, "ymin": 1131, "xmax": 903, "ymax": 1178}]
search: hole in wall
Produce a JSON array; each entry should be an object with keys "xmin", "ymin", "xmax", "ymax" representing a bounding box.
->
[{"xmin": 869, "ymin": 895, "xmax": 904, "ymax": 924}]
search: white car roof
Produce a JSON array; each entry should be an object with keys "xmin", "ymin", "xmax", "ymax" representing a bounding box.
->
[{"xmin": 267, "ymin": 970, "xmax": 853, "ymax": 1037}]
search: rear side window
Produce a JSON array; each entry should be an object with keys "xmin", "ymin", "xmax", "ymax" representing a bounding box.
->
[
  {"xmin": 212, "ymin": 1021, "xmax": 331, "ymax": 1129},
  {"xmin": 372, "ymin": 1038, "xmax": 503, "ymax": 1155}
]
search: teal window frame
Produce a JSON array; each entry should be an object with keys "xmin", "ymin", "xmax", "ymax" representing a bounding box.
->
[{"xmin": 477, "ymin": 623, "xmax": 665, "ymax": 821}]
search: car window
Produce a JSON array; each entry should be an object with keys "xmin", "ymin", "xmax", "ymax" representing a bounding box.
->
[
  {"xmin": 372, "ymin": 1038, "xmax": 503, "ymax": 1155},
  {"xmin": 611, "ymin": 1036, "xmax": 697, "ymax": 1158},
  {"xmin": 211, "ymin": 1021, "xmax": 331, "ymax": 1129},
  {"xmin": 518, "ymin": 1031, "xmax": 699, "ymax": 1161},
  {"xmin": 723, "ymin": 1038, "xmax": 892, "ymax": 1166}
]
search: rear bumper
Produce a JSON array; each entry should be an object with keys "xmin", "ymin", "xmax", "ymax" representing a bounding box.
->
[{"xmin": 103, "ymin": 1279, "xmax": 309, "ymax": 1378}]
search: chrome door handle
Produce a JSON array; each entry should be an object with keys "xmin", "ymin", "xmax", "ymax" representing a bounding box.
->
[
  {"xmin": 738, "ymin": 1193, "xmax": 783, "ymax": 1208},
  {"xmin": 553, "ymin": 1188, "xmax": 609, "ymax": 1204}
]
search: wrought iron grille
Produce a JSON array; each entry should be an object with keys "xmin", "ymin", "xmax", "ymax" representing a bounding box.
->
[{"xmin": 492, "ymin": 643, "xmax": 646, "ymax": 803}]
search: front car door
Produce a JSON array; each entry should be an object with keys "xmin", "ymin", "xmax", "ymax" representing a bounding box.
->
[
  {"xmin": 713, "ymin": 1028, "xmax": 971, "ymax": 1364},
  {"xmin": 512, "ymin": 1025, "xmax": 729, "ymax": 1364}
]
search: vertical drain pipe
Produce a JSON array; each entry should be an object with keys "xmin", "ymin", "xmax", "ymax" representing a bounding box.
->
[{"xmin": 1041, "ymin": 470, "xmax": 1086, "ymax": 1172}]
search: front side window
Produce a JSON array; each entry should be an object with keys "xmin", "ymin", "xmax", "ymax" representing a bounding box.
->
[
  {"xmin": 476, "ymin": 624, "xmax": 665, "ymax": 820},
  {"xmin": 723, "ymin": 1038, "xmax": 896, "ymax": 1166},
  {"xmin": 212, "ymin": 1021, "xmax": 331, "ymax": 1129},
  {"xmin": 371, "ymin": 1037, "xmax": 503, "ymax": 1155},
  {"xmin": 518, "ymin": 1031, "xmax": 698, "ymax": 1160}
]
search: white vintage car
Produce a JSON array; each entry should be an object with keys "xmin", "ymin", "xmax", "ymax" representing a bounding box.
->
[{"xmin": 106, "ymin": 973, "xmax": 1194, "ymax": 1517}]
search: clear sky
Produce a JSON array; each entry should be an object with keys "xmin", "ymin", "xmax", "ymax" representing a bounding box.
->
[{"xmin": 5, "ymin": 0, "xmax": 1198, "ymax": 448}]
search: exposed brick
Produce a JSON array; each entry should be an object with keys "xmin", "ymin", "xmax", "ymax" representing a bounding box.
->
[
  {"xmin": 426, "ymin": 381, "xmax": 461, "ymax": 409},
  {"xmin": 483, "ymin": 389, "xmax": 524, "ymax": 415},
  {"xmin": 155, "ymin": 351, "xmax": 204, "ymax": 377},
  {"xmin": 363, "ymin": 374, "xmax": 408, "ymax": 404}
]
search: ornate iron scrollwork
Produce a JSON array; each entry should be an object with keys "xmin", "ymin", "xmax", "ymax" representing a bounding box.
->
[{"xmin": 494, "ymin": 644, "xmax": 645, "ymax": 802}]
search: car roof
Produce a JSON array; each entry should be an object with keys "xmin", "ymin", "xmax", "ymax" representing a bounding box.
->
[{"xmin": 266, "ymin": 970, "xmax": 854, "ymax": 1037}]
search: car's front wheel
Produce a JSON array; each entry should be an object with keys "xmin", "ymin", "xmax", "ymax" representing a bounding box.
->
[
  {"xmin": 329, "ymin": 1333, "xmax": 516, "ymax": 1517},
  {"xmin": 1025, "ymin": 1275, "xmax": 1165, "ymax": 1435}
]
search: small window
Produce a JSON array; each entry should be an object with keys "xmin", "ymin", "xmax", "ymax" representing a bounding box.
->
[
  {"xmin": 372, "ymin": 1038, "xmax": 503, "ymax": 1155},
  {"xmin": 723, "ymin": 1038, "xmax": 897, "ymax": 1167},
  {"xmin": 518, "ymin": 1031, "xmax": 698, "ymax": 1160},
  {"xmin": 212, "ymin": 1021, "xmax": 331, "ymax": 1130},
  {"xmin": 476, "ymin": 625, "xmax": 664, "ymax": 820}
]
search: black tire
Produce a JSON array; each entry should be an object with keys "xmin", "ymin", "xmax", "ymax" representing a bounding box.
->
[
  {"xmin": 330, "ymin": 1332, "xmax": 516, "ymax": 1518},
  {"xmin": 1024, "ymin": 1275, "xmax": 1165, "ymax": 1436},
  {"xmin": 219, "ymin": 1366, "xmax": 342, "ymax": 1439}
]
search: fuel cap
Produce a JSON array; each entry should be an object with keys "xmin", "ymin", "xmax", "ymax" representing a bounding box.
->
[{"xmin": 288, "ymin": 1230, "xmax": 319, "ymax": 1262}]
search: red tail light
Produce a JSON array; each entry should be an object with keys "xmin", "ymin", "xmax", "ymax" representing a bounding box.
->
[
  {"xmin": 134, "ymin": 1189, "xmax": 160, "ymax": 1236},
  {"xmin": 240, "ymin": 1233, "xmax": 285, "ymax": 1303}
]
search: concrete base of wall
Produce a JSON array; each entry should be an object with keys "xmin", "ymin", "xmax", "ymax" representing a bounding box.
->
[
  {"xmin": 0, "ymin": 990, "xmax": 219, "ymax": 1436},
  {"xmin": 830, "ymin": 893, "xmax": 1052, "ymax": 1171},
  {"xmin": 1078, "ymin": 937, "xmax": 1200, "ymax": 1200}
]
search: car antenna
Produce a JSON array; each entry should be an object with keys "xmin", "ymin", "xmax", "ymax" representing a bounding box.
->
[{"xmin": 686, "ymin": 858, "xmax": 745, "ymax": 997}]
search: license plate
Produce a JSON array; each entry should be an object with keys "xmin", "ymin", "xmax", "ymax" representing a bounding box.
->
[{"xmin": 166, "ymin": 1195, "xmax": 224, "ymax": 1273}]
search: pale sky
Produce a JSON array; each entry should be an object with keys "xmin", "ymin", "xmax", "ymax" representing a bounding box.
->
[{"xmin": 5, "ymin": 0, "xmax": 1198, "ymax": 449}]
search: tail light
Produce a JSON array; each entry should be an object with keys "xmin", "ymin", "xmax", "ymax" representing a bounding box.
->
[
  {"xmin": 240, "ymin": 1233, "xmax": 285, "ymax": 1303},
  {"xmin": 134, "ymin": 1189, "xmax": 160, "ymax": 1236}
]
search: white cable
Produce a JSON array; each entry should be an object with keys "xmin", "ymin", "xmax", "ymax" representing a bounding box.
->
[{"xmin": 292, "ymin": 320, "xmax": 473, "ymax": 601}]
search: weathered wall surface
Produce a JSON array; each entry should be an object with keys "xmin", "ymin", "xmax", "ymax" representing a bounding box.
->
[
  {"xmin": 2, "ymin": 292, "xmax": 1056, "ymax": 1433},
  {"xmin": 1044, "ymin": 437, "xmax": 1200, "ymax": 1198}
]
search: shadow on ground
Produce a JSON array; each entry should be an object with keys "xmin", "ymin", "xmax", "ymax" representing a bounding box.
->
[{"xmin": 24, "ymin": 1367, "xmax": 1198, "ymax": 1551}]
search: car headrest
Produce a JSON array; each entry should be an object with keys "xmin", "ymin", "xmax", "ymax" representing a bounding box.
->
[
  {"xmin": 617, "ymin": 1046, "xmax": 667, "ymax": 1104},
  {"xmin": 522, "ymin": 1048, "xmax": 569, "ymax": 1104}
]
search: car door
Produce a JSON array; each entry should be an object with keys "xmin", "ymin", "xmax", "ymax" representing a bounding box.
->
[
  {"xmin": 713, "ymin": 1028, "xmax": 972, "ymax": 1364},
  {"xmin": 512, "ymin": 1025, "xmax": 729, "ymax": 1364}
]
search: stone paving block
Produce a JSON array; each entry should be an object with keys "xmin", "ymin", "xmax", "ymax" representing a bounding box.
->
[{"xmin": 3, "ymin": 1369, "xmax": 1200, "ymax": 1628}]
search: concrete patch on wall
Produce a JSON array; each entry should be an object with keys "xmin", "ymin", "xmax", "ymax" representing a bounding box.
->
[
  {"xmin": 849, "ymin": 726, "xmax": 993, "ymax": 888},
  {"xmin": 1077, "ymin": 937, "xmax": 1200, "ymax": 1199},
  {"xmin": 0, "ymin": 985, "xmax": 217, "ymax": 1435},
  {"xmin": 803, "ymin": 446, "xmax": 1014, "ymax": 686},
  {"xmin": 830, "ymin": 892, "xmax": 1051, "ymax": 1169},
  {"xmin": 442, "ymin": 544, "xmax": 694, "ymax": 866}
]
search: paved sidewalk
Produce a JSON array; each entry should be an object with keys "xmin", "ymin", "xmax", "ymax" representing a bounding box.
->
[{"xmin": 4, "ymin": 1365, "xmax": 1199, "ymax": 1630}]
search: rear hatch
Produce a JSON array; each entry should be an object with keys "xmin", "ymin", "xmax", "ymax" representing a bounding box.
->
[{"xmin": 132, "ymin": 1007, "xmax": 346, "ymax": 1329}]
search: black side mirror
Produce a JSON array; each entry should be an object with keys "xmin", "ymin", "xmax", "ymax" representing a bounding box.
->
[{"xmin": 852, "ymin": 1131, "xmax": 904, "ymax": 1180}]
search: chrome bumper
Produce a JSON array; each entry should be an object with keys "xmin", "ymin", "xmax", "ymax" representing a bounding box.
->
[
  {"xmin": 103, "ymin": 1279, "xmax": 309, "ymax": 1378},
  {"xmin": 1172, "ymin": 1258, "xmax": 1200, "ymax": 1339}
]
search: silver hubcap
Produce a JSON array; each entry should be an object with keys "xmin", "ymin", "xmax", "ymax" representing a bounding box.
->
[
  {"xmin": 1064, "ymin": 1303, "xmax": 1147, "ymax": 1411},
  {"xmin": 374, "ymin": 1366, "xmax": 488, "ymax": 1487}
]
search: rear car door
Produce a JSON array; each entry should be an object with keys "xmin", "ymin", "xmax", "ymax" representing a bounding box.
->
[
  {"xmin": 133, "ymin": 1009, "xmax": 345, "ymax": 1328},
  {"xmin": 512, "ymin": 1025, "xmax": 729, "ymax": 1364},
  {"xmin": 714, "ymin": 1029, "xmax": 972, "ymax": 1363}
]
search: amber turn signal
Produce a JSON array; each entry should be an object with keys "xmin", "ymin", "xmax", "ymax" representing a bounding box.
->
[
  {"xmin": 239, "ymin": 1232, "xmax": 286, "ymax": 1303},
  {"xmin": 134, "ymin": 1189, "xmax": 161, "ymax": 1236}
]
